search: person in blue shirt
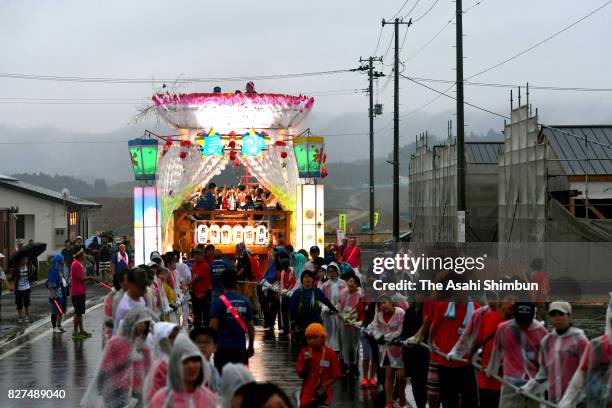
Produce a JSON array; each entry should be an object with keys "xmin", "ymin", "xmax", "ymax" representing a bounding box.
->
[
  {"xmin": 196, "ymin": 182, "xmax": 217, "ymax": 211},
  {"xmin": 111, "ymin": 244, "xmax": 130, "ymax": 275},
  {"xmin": 209, "ymin": 250, "xmax": 231, "ymax": 298},
  {"xmin": 209, "ymin": 269, "xmax": 255, "ymax": 373},
  {"xmin": 289, "ymin": 270, "xmax": 338, "ymax": 346}
]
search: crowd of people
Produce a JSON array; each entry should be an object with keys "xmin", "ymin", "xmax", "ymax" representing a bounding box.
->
[
  {"xmin": 5, "ymin": 231, "xmax": 606, "ymax": 408},
  {"xmin": 183, "ymin": 182, "xmax": 281, "ymax": 212}
]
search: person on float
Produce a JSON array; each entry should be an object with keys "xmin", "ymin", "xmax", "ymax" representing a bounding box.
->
[
  {"xmin": 558, "ymin": 293, "xmax": 611, "ymax": 408},
  {"xmin": 148, "ymin": 333, "xmax": 217, "ymax": 408},
  {"xmin": 317, "ymin": 262, "xmax": 346, "ymax": 354},
  {"xmin": 296, "ymin": 323, "xmax": 341, "ymax": 408},
  {"xmin": 367, "ymin": 294, "xmax": 406, "ymax": 408},
  {"xmin": 338, "ymin": 272, "xmax": 364, "ymax": 377},
  {"xmin": 81, "ymin": 306, "xmax": 154, "ymax": 408},
  {"xmin": 521, "ymin": 301, "xmax": 589, "ymax": 404},
  {"xmin": 143, "ymin": 322, "xmax": 181, "ymax": 403},
  {"xmin": 486, "ymin": 301, "xmax": 548, "ymax": 408},
  {"xmin": 289, "ymin": 270, "xmax": 338, "ymax": 347},
  {"xmin": 47, "ymin": 253, "xmax": 67, "ymax": 333}
]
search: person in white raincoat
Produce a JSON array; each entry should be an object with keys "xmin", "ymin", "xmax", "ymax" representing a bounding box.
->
[
  {"xmin": 148, "ymin": 333, "xmax": 216, "ymax": 408},
  {"xmin": 219, "ymin": 363, "xmax": 255, "ymax": 408},
  {"xmin": 522, "ymin": 301, "xmax": 589, "ymax": 404},
  {"xmin": 368, "ymin": 295, "xmax": 406, "ymax": 408},
  {"xmin": 318, "ymin": 262, "xmax": 346, "ymax": 352},
  {"xmin": 81, "ymin": 306, "xmax": 154, "ymax": 408},
  {"xmin": 559, "ymin": 293, "xmax": 612, "ymax": 408},
  {"xmin": 143, "ymin": 322, "xmax": 181, "ymax": 403}
]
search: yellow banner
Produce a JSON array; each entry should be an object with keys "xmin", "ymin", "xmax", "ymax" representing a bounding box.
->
[
  {"xmin": 339, "ymin": 213, "xmax": 346, "ymax": 234},
  {"xmin": 374, "ymin": 212, "xmax": 379, "ymax": 227}
]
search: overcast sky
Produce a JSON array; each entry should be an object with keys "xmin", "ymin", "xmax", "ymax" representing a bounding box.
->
[{"xmin": 1, "ymin": 0, "xmax": 611, "ymax": 146}]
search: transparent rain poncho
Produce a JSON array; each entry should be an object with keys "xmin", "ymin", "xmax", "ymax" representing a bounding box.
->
[
  {"xmin": 143, "ymin": 322, "xmax": 179, "ymax": 403},
  {"xmin": 559, "ymin": 293, "xmax": 612, "ymax": 408},
  {"xmin": 81, "ymin": 306, "xmax": 154, "ymax": 408},
  {"xmin": 219, "ymin": 363, "xmax": 255, "ymax": 408},
  {"xmin": 148, "ymin": 333, "xmax": 216, "ymax": 408}
]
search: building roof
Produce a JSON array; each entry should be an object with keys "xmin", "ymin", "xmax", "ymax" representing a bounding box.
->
[
  {"xmin": 465, "ymin": 142, "xmax": 504, "ymax": 164},
  {"xmin": 541, "ymin": 126, "xmax": 612, "ymax": 176},
  {"xmin": 0, "ymin": 174, "xmax": 102, "ymax": 208}
]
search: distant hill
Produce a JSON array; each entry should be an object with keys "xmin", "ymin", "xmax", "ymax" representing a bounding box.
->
[{"xmin": 10, "ymin": 172, "xmax": 131, "ymax": 198}]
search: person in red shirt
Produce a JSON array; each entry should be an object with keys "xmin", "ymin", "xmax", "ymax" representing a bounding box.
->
[
  {"xmin": 190, "ymin": 250, "xmax": 211, "ymax": 328},
  {"xmin": 70, "ymin": 248, "xmax": 95, "ymax": 339},
  {"xmin": 428, "ymin": 291, "xmax": 480, "ymax": 408},
  {"xmin": 296, "ymin": 323, "xmax": 341, "ymax": 408}
]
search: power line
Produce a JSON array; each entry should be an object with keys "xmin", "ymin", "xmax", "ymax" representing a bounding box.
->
[
  {"xmin": 389, "ymin": 0, "xmax": 412, "ymax": 19},
  {"xmin": 0, "ymin": 68, "xmax": 358, "ymax": 84},
  {"xmin": 412, "ymin": 0, "xmax": 441, "ymax": 23},
  {"xmin": 407, "ymin": 76, "xmax": 612, "ymax": 92},
  {"xmin": 373, "ymin": 26, "xmax": 384, "ymax": 56},
  {"xmin": 467, "ymin": 0, "xmax": 612, "ymax": 80}
]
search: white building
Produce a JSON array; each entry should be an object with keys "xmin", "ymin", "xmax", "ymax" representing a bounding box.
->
[{"xmin": 0, "ymin": 174, "xmax": 101, "ymax": 261}]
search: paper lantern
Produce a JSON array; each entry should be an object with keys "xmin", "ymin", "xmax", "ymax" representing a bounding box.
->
[
  {"xmin": 220, "ymin": 225, "xmax": 232, "ymax": 245},
  {"xmin": 293, "ymin": 136, "xmax": 324, "ymax": 178},
  {"xmin": 255, "ymin": 225, "xmax": 268, "ymax": 245},
  {"xmin": 196, "ymin": 224, "xmax": 209, "ymax": 244},
  {"xmin": 233, "ymin": 225, "xmax": 244, "ymax": 243},
  {"xmin": 244, "ymin": 225, "xmax": 255, "ymax": 245},
  {"xmin": 128, "ymin": 138, "xmax": 159, "ymax": 181},
  {"xmin": 209, "ymin": 224, "xmax": 221, "ymax": 244},
  {"xmin": 280, "ymin": 151, "xmax": 288, "ymax": 159}
]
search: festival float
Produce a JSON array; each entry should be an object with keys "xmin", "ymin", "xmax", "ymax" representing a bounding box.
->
[{"xmin": 128, "ymin": 91, "xmax": 327, "ymax": 266}]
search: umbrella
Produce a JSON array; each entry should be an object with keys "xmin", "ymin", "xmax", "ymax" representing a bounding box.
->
[
  {"xmin": 84, "ymin": 235, "xmax": 100, "ymax": 248},
  {"xmin": 9, "ymin": 242, "xmax": 47, "ymax": 266}
]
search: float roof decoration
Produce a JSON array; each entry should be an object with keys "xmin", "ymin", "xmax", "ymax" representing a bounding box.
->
[{"xmin": 152, "ymin": 93, "xmax": 315, "ymax": 134}]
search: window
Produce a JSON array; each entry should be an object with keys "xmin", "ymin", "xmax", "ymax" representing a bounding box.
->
[{"xmin": 16, "ymin": 215, "xmax": 25, "ymax": 239}]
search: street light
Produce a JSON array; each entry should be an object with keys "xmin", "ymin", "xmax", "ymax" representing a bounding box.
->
[
  {"xmin": 293, "ymin": 136, "xmax": 325, "ymax": 251},
  {"xmin": 128, "ymin": 137, "xmax": 161, "ymax": 265},
  {"xmin": 292, "ymin": 136, "xmax": 324, "ymax": 178},
  {"xmin": 128, "ymin": 138, "xmax": 159, "ymax": 181}
]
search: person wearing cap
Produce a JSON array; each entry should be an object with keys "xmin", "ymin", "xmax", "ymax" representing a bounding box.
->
[
  {"xmin": 70, "ymin": 248, "xmax": 95, "ymax": 339},
  {"xmin": 558, "ymin": 293, "xmax": 611, "ymax": 408},
  {"xmin": 296, "ymin": 323, "xmax": 341, "ymax": 408},
  {"xmin": 486, "ymin": 301, "xmax": 548, "ymax": 408},
  {"xmin": 522, "ymin": 301, "xmax": 589, "ymax": 404}
]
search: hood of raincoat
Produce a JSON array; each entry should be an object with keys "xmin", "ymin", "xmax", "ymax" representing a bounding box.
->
[
  {"xmin": 47, "ymin": 254, "xmax": 64, "ymax": 288},
  {"xmin": 220, "ymin": 363, "xmax": 254, "ymax": 408},
  {"xmin": 167, "ymin": 333, "xmax": 212, "ymax": 392},
  {"xmin": 152, "ymin": 322, "xmax": 179, "ymax": 360},
  {"xmin": 292, "ymin": 252, "xmax": 307, "ymax": 280},
  {"xmin": 120, "ymin": 305, "xmax": 155, "ymax": 342}
]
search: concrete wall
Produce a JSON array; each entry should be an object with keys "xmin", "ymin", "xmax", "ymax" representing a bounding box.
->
[{"xmin": 0, "ymin": 187, "xmax": 69, "ymax": 260}]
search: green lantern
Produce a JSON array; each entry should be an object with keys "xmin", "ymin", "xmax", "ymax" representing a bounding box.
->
[
  {"xmin": 129, "ymin": 138, "xmax": 159, "ymax": 180},
  {"xmin": 293, "ymin": 136, "xmax": 324, "ymax": 178}
]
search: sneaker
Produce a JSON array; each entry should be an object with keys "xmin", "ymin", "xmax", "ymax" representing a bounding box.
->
[
  {"xmin": 53, "ymin": 327, "xmax": 62, "ymax": 333},
  {"xmin": 368, "ymin": 378, "xmax": 377, "ymax": 387},
  {"xmin": 360, "ymin": 378, "xmax": 369, "ymax": 388},
  {"xmin": 25, "ymin": 316, "xmax": 32, "ymax": 323},
  {"xmin": 80, "ymin": 331, "xmax": 92, "ymax": 337},
  {"xmin": 72, "ymin": 333, "xmax": 85, "ymax": 340},
  {"xmin": 17, "ymin": 317, "xmax": 24, "ymax": 324},
  {"xmin": 57, "ymin": 326, "xmax": 66, "ymax": 332}
]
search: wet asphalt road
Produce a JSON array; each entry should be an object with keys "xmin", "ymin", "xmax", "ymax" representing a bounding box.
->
[
  {"xmin": 0, "ymin": 304, "xmax": 389, "ymax": 408},
  {"xmin": 0, "ymin": 301, "xmax": 604, "ymax": 408}
]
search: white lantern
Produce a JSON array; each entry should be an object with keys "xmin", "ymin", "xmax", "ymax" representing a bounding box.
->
[
  {"xmin": 220, "ymin": 225, "xmax": 232, "ymax": 245},
  {"xmin": 209, "ymin": 224, "xmax": 221, "ymax": 245},
  {"xmin": 233, "ymin": 225, "xmax": 244, "ymax": 243},
  {"xmin": 196, "ymin": 224, "xmax": 209, "ymax": 244},
  {"xmin": 244, "ymin": 225, "xmax": 255, "ymax": 245}
]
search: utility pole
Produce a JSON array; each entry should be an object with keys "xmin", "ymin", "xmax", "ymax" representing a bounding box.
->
[
  {"xmin": 359, "ymin": 56, "xmax": 383, "ymax": 235},
  {"xmin": 382, "ymin": 17, "xmax": 411, "ymax": 241},
  {"xmin": 456, "ymin": 0, "xmax": 466, "ymax": 243}
]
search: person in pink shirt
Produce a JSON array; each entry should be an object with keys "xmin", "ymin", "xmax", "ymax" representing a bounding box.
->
[
  {"xmin": 338, "ymin": 274, "xmax": 363, "ymax": 377},
  {"xmin": 486, "ymin": 301, "xmax": 548, "ymax": 408},
  {"xmin": 522, "ymin": 301, "xmax": 589, "ymax": 403},
  {"xmin": 368, "ymin": 295, "xmax": 406, "ymax": 408},
  {"xmin": 70, "ymin": 248, "xmax": 95, "ymax": 339}
]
